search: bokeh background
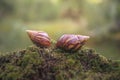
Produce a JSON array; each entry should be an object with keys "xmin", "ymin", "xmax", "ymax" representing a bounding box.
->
[{"xmin": 0, "ymin": 0, "xmax": 120, "ymax": 59}]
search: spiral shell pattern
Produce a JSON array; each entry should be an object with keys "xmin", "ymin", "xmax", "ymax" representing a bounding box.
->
[
  {"xmin": 26, "ymin": 30, "xmax": 51, "ymax": 48},
  {"xmin": 56, "ymin": 34, "xmax": 90, "ymax": 52}
]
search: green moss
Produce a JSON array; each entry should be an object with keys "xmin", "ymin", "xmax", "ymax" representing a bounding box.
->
[{"xmin": 0, "ymin": 46, "xmax": 119, "ymax": 80}]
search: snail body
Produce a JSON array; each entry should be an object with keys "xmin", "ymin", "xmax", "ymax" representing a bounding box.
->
[
  {"xmin": 26, "ymin": 30, "xmax": 51, "ymax": 48},
  {"xmin": 56, "ymin": 34, "xmax": 90, "ymax": 52}
]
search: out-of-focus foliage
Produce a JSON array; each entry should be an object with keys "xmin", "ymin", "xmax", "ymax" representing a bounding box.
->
[
  {"xmin": 0, "ymin": 0, "xmax": 14, "ymax": 19},
  {"xmin": 0, "ymin": 0, "xmax": 120, "ymax": 59}
]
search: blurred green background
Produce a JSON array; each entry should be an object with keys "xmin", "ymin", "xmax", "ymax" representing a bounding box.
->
[{"xmin": 0, "ymin": 0, "xmax": 120, "ymax": 59}]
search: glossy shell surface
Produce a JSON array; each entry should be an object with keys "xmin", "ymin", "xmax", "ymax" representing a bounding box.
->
[
  {"xmin": 56, "ymin": 34, "xmax": 90, "ymax": 52},
  {"xmin": 26, "ymin": 30, "xmax": 51, "ymax": 48}
]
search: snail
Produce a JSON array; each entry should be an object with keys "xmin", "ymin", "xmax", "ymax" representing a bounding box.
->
[
  {"xmin": 26, "ymin": 30, "xmax": 51, "ymax": 48},
  {"xmin": 56, "ymin": 34, "xmax": 90, "ymax": 52}
]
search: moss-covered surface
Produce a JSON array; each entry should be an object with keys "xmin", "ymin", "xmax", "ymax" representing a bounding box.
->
[{"xmin": 0, "ymin": 46, "xmax": 120, "ymax": 80}]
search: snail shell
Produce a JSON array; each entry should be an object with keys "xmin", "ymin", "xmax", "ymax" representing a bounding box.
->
[
  {"xmin": 56, "ymin": 34, "xmax": 90, "ymax": 52},
  {"xmin": 26, "ymin": 30, "xmax": 51, "ymax": 48}
]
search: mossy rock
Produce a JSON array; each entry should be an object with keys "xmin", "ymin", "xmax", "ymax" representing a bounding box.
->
[{"xmin": 0, "ymin": 46, "xmax": 120, "ymax": 80}]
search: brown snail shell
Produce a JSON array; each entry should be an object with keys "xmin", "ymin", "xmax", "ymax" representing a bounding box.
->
[
  {"xmin": 56, "ymin": 34, "xmax": 90, "ymax": 52},
  {"xmin": 26, "ymin": 30, "xmax": 51, "ymax": 48}
]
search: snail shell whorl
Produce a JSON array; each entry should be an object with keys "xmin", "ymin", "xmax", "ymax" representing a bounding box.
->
[
  {"xmin": 56, "ymin": 34, "xmax": 90, "ymax": 52},
  {"xmin": 26, "ymin": 30, "xmax": 51, "ymax": 48}
]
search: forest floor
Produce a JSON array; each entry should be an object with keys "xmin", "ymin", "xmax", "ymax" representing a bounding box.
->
[{"xmin": 0, "ymin": 46, "xmax": 120, "ymax": 80}]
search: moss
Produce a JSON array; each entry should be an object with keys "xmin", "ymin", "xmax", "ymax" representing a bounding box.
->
[{"xmin": 0, "ymin": 46, "xmax": 119, "ymax": 80}]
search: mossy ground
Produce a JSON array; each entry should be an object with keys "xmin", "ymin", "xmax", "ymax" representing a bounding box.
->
[{"xmin": 0, "ymin": 46, "xmax": 120, "ymax": 80}]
